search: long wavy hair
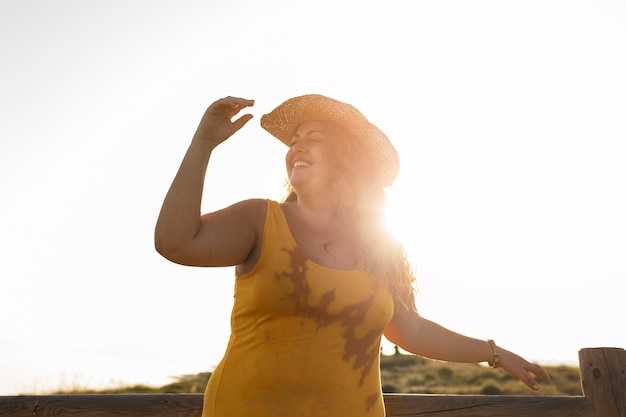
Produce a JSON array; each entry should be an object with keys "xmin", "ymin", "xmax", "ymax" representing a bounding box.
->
[{"xmin": 282, "ymin": 121, "xmax": 417, "ymax": 313}]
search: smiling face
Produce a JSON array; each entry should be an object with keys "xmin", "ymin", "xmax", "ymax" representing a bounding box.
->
[
  {"xmin": 283, "ymin": 120, "xmax": 383, "ymax": 209},
  {"xmin": 285, "ymin": 121, "xmax": 342, "ymax": 195}
]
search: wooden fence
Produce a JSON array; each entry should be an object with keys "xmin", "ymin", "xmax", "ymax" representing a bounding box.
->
[{"xmin": 1, "ymin": 347, "xmax": 624, "ymax": 417}]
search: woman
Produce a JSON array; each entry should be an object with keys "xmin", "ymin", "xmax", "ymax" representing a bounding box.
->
[{"xmin": 155, "ymin": 95, "xmax": 550, "ymax": 417}]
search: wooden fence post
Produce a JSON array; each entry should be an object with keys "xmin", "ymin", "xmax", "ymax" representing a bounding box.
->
[{"xmin": 579, "ymin": 347, "xmax": 626, "ymax": 417}]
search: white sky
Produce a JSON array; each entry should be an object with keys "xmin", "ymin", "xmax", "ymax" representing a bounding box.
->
[{"xmin": 1, "ymin": 0, "xmax": 625, "ymax": 395}]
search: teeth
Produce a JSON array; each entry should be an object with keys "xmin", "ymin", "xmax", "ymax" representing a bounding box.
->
[{"xmin": 293, "ymin": 161, "xmax": 310, "ymax": 168}]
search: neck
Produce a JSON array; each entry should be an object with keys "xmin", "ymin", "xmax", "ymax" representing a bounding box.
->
[{"xmin": 295, "ymin": 196, "xmax": 339, "ymax": 224}]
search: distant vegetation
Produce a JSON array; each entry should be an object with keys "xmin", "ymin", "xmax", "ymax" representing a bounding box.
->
[
  {"xmin": 379, "ymin": 350, "xmax": 582, "ymax": 396},
  {"xmin": 50, "ymin": 351, "xmax": 582, "ymax": 396}
]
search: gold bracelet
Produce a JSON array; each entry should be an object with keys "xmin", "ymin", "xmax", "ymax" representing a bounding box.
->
[{"xmin": 487, "ymin": 339, "xmax": 500, "ymax": 368}]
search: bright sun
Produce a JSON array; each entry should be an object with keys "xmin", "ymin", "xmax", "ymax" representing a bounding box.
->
[{"xmin": 383, "ymin": 188, "xmax": 412, "ymax": 244}]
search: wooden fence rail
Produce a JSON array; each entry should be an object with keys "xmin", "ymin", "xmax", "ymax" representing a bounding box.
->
[{"xmin": 1, "ymin": 347, "xmax": 624, "ymax": 417}]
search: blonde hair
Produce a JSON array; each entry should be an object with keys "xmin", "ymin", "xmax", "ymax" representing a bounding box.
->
[{"xmin": 282, "ymin": 121, "xmax": 417, "ymax": 313}]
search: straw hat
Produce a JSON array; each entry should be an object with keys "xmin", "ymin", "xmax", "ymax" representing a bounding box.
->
[{"xmin": 260, "ymin": 94, "xmax": 400, "ymax": 187}]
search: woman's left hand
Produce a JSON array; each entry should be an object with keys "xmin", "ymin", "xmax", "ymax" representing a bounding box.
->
[{"xmin": 499, "ymin": 347, "xmax": 551, "ymax": 390}]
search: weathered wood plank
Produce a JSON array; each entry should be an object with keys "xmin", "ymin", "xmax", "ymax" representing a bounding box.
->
[
  {"xmin": 0, "ymin": 394, "xmax": 203, "ymax": 417},
  {"xmin": 383, "ymin": 394, "xmax": 593, "ymax": 417},
  {"xmin": 580, "ymin": 347, "xmax": 626, "ymax": 417},
  {"xmin": 0, "ymin": 394, "xmax": 594, "ymax": 417}
]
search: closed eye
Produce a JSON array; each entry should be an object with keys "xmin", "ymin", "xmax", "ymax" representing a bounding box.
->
[
  {"xmin": 307, "ymin": 132, "xmax": 324, "ymax": 142},
  {"xmin": 290, "ymin": 127, "xmax": 326, "ymax": 147}
]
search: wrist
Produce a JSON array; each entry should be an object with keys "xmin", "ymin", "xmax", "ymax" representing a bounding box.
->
[
  {"xmin": 190, "ymin": 135, "xmax": 219, "ymax": 153},
  {"xmin": 486, "ymin": 339, "xmax": 500, "ymax": 368}
]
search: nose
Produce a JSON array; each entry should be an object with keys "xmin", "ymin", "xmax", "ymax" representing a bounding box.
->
[{"xmin": 291, "ymin": 141, "xmax": 307, "ymax": 154}]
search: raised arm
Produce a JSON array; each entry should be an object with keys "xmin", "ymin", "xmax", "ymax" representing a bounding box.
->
[
  {"xmin": 384, "ymin": 306, "xmax": 551, "ymax": 390},
  {"xmin": 154, "ymin": 96, "xmax": 260, "ymax": 267}
]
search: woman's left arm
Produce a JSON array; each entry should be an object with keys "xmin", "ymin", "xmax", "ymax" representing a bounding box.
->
[{"xmin": 383, "ymin": 307, "xmax": 551, "ymax": 390}]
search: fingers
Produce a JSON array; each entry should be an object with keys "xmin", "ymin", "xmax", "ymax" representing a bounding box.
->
[
  {"xmin": 228, "ymin": 96, "xmax": 255, "ymax": 108},
  {"xmin": 523, "ymin": 372, "xmax": 540, "ymax": 391},
  {"xmin": 206, "ymin": 96, "xmax": 255, "ymax": 119},
  {"xmin": 213, "ymin": 96, "xmax": 254, "ymax": 107},
  {"xmin": 535, "ymin": 365, "xmax": 550, "ymax": 380},
  {"xmin": 232, "ymin": 113, "xmax": 254, "ymax": 132},
  {"xmin": 531, "ymin": 363, "xmax": 551, "ymax": 382},
  {"xmin": 501, "ymin": 349, "xmax": 551, "ymax": 391},
  {"xmin": 193, "ymin": 96, "xmax": 255, "ymax": 145},
  {"xmin": 522, "ymin": 362, "xmax": 551, "ymax": 391},
  {"xmin": 225, "ymin": 97, "xmax": 254, "ymax": 132},
  {"xmin": 214, "ymin": 96, "xmax": 255, "ymax": 112}
]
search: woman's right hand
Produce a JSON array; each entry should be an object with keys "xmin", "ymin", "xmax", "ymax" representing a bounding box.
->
[{"xmin": 192, "ymin": 96, "xmax": 255, "ymax": 148}]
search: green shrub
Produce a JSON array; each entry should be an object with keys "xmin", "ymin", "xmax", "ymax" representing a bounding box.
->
[{"xmin": 481, "ymin": 383, "xmax": 502, "ymax": 395}]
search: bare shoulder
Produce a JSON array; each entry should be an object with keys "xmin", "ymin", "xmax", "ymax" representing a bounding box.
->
[
  {"xmin": 204, "ymin": 198, "xmax": 268, "ymax": 237},
  {"xmin": 224, "ymin": 198, "xmax": 268, "ymax": 220},
  {"xmin": 230, "ymin": 198, "xmax": 269, "ymax": 236},
  {"xmin": 178, "ymin": 198, "xmax": 269, "ymax": 267}
]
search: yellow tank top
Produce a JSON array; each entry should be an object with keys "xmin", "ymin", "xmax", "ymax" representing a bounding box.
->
[{"xmin": 202, "ymin": 200, "xmax": 395, "ymax": 417}]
